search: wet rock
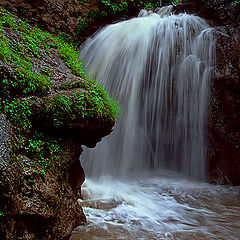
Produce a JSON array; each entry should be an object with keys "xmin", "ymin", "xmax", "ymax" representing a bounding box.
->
[
  {"xmin": 174, "ymin": 0, "xmax": 240, "ymax": 184},
  {"xmin": 0, "ymin": 115, "xmax": 110, "ymax": 239},
  {"xmin": 0, "ymin": 114, "xmax": 17, "ymax": 239},
  {"xmin": 174, "ymin": 0, "xmax": 240, "ymax": 26},
  {"xmin": 208, "ymin": 25, "xmax": 240, "ymax": 185},
  {"xmin": 0, "ymin": 8, "xmax": 115, "ymax": 239}
]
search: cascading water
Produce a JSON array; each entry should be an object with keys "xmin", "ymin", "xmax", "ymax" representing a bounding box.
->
[
  {"xmin": 79, "ymin": 7, "xmax": 215, "ymax": 180},
  {"xmin": 71, "ymin": 7, "xmax": 240, "ymax": 240}
]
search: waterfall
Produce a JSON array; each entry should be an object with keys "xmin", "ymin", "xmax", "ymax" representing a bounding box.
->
[{"xmin": 79, "ymin": 7, "xmax": 215, "ymax": 181}]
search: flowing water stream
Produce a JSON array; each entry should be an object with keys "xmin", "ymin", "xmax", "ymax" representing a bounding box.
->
[
  {"xmin": 71, "ymin": 172, "xmax": 240, "ymax": 240},
  {"xmin": 78, "ymin": 7, "xmax": 215, "ymax": 180},
  {"xmin": 71, "ymin": 7, "xmax": 240, "ymax": 240}
]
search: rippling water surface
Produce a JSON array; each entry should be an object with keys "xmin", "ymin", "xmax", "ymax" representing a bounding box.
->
[{"xmin": 71, "ymin": 171, "xmax": 240, "ymax": 240}]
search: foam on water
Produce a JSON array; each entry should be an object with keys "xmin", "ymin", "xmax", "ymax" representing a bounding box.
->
[
  {"xmin": 71, "ymin": 173, "xmax": 240, "ymax": 239},
  {"xmin": 70, "ymin": 6, "xmax": 239, "ymax": 240}
]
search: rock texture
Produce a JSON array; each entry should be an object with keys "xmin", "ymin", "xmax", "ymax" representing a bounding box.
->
[
  {"xmin": 0, "ymin": 114, "xmax": 17, "ymax": 239},
  {"xmin": 0, "ymin": 0, "xmax": 98, "ymax": 36},
  {"xmin": 174, "ymin": 0, "xmax": 240, "ymax": 26},
  {"xmin": 0, "ymin": 104, "xmax": 113, "ymax": 240},
  {"xmin": 174, "ymin": 0, "xmax": 240, "ymax": 184},
  {"xmin": 0, "ymin": 92, "xmax": 113, "ymax": 239},
  {"xmin": 0, "ymin": 7, "xmax": 115, "ymax": 239}
]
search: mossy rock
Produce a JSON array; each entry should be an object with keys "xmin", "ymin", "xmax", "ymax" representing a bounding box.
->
[{"xmin": 0, "ymin": 7, "xmax": 120, "ymax": 239}]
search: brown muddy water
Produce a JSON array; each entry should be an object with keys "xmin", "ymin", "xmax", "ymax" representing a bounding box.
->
[{"xmin": 70, "ymin": 171, "xmax": 240, "ymax": 240}]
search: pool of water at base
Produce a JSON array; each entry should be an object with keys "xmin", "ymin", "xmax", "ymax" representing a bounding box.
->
[{"xmin": 70, "ymin": 171, "xmax": 240, "ymax": 240}]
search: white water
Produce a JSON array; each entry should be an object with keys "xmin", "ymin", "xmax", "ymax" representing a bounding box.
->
[
  {"xmin": 73, "ymin": 8, "xmax": 240, "ymax": 240},
  {"xmin": 71, "ymin": 172, "xmax": 240, "ymax": 240},
  {"xmin": 79, "ymin": 8, "xmax": 215, "ymax": 180}
]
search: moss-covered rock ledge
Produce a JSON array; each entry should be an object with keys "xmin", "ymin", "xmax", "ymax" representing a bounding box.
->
[{"xmin": 0, "ymin": 8, "xmax": 119, "ymax": 239}]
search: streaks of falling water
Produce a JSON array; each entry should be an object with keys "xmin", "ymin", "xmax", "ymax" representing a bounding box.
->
[{"xmin": 79, "ymin": 8, "xmax": 216, "ymax": 180}]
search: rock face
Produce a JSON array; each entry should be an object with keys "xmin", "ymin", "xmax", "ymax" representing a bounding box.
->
[
  {"xmin": 0, "ymin": 86, "xmax": 114, "ymax": 239},
  {"xmin": 175, "ymin": 0, "xmax": 240, "ymax": 26},
  {"xmin": 174, "ymin": 0, "xmax": 240, "ymax": 184},
  {"xmin": 0, "ymin": 8, "xmax": 116, "ymax": 239},
  {"xmin": 208, "ymin": 25, "xmax": 240, "ymax": 185},
  {"xmin": 0, "ymin": 0, "xmax": 98, "ymax": 36},
  {"xmin": 0, "ymin": 114, "xmax": 112, "ymax": 239}
]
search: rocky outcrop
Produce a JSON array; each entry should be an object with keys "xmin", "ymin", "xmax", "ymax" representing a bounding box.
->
[
  {"xmin": 208, "ymin": 25, "xmax": 240, "ymax": 185},
  {"xmin": 0, "ymin": 0, "xmax": 98, "ymax": 37},
  {"xmin": 0, "ymin": 114, "xmax": 112, "ymax": 239},
  {"xmin": 0, "ymin": 79, "xmax": 114, "ymax": 239},
  {"xmin": 0, "ymin": 8, "xmax": 117, "ymax": 239},
  {"xmin": 174, "ymin": 0, "xmax": 240, "ymax": 184},
  {"xmin": 174, "ymin": 0, "xmax": 240, "ymax": 26}
]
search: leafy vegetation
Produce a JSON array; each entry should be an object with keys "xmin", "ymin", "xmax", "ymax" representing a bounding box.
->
[
  {"xmin": 74, "ymin": 0, "xmax": 182, "ymax": 43},
  {"xmin": 0, "ymin": 8, "xmax": 90, "ymax": 99},
  {"xmin": 0, "ymin": 7, "xmax": 120, "ymax": 172}
]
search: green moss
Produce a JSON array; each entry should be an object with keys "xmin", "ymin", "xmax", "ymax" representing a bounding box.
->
[
  {"xmin": 0, "ymin": 6, "xmax": 119, "ymax": 120},
  {"xmin": 18, "ymin": 132, "xmax": 62, "ymax": 171},
  {"xmin": 0, "ymin": 8, "xmax": 88, "ymax": 98},
  {"xmin": 45, "ymin": 94, "xmax": 74, "ymax": 128},
  {"xmin": 4, "ymin": 99, "xmax": 32, "ymax": 133},
  {"xmin": 45, "ymin": 87, "xmax": 120, "ymax": 127},
  {"xmin": 60, "ymin": 80, "xmax": 120, "ymax": 121},
  {"xmin": 56, "ymin": 42, "xmax": 86, "ymax": 76},
  {"xmin": 0, "ymin": 10, "xmax": 51, "ymax": 97},
  {"xmin": 0, "ymin": 7, "xmax": 120, "ymax": 170}
]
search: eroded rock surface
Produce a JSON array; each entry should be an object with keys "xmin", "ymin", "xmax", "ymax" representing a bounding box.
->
[
  {"xmin": 0, "ymin": 8, "xmax": 115, "ymax": 239},
  {"xmin": 0, "ymin": 99, "xmax": 113, "ymax": 240}
]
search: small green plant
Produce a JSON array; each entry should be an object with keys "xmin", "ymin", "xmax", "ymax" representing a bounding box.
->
[
  {"xmin": 45, "ymin": 94, "xmax": 74, "ymax": 128},
  {"xmin": 0, "ymin": 10, "xmax": 51, "ymax": 98},
  {"xmin": 60, "ymin": 80, "xmax": 121, "ymax": 121},
  {"xmin": 4, "ymin": 99, "xmax": 32, "ymax": 133},
  {"xmin": 0, "ymin": 7, "xmax": 120, "ymax": 172},
  {"xmin": 20, "ymin": 131, "xmax": 62, "ymax": 170},
  {"xmin": 75, "ymin": 19, "xmax": 90, "ymax": 36},
  {"xmin": 171, "ymin": 0, "xmax": 181, "ymax": 5}
]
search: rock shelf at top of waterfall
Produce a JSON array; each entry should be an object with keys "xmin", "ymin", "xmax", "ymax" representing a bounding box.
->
[{"xmin": 79, "ymin": 6, "xmax": 216, "ymax": 181}]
